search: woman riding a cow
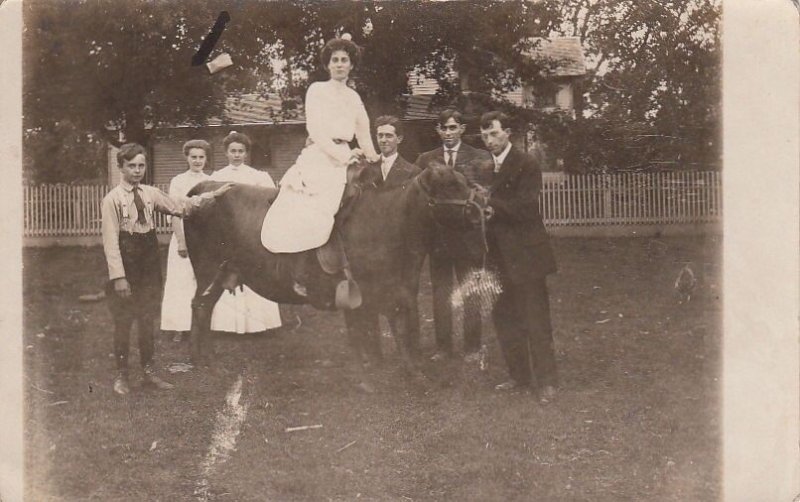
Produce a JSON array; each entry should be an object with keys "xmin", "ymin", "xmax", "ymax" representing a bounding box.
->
[{"xmin": 261, "ymin": 35, "xmax": 379, "ymax": 266}]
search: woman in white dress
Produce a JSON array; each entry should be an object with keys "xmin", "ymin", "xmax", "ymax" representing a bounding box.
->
[
  {"xmin": 160, "ymin": 139, "xmax": 212, "ymax": 341},
  {"xmin": 261, "ymin": 35, "xmax": 379, "ymax": 256},
  {"xmin": 209, "ymin": 131, "xmax": 283, "ymax": 334}
]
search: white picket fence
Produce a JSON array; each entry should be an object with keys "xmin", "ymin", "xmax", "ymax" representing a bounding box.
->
[
  {"xmin": 24, "ymin": 183, "xmax": 171, "ymax": 237},
  {"xmin": 541, "ymin": 171, "xmax": 721, "ymax": 226},
  {"xmin": 22, "ymin": 172, "xmax": 721, "ymax": 238}
]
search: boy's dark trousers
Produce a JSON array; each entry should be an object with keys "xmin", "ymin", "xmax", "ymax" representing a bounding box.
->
[{"xmin": 106, "ymin": 231, "xmax": 162, "ymax": 372}]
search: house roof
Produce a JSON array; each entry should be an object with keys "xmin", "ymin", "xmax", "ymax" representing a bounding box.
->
[
  {"xmin": 408, "ymin": 36, "xmax": 586, "ymax": 95},
  {"xmin": 206, "ymin": 94, "xmax": 306, "ymax": 127},
  {"xmin": 524, "ymin": 36, "xmax": 586, "ymax": 77}
]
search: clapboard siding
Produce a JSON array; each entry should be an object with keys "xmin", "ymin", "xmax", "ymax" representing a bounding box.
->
[
  {"xmin": 153, "ymin": 141, "xmax": 194, "ymax": 185},
  {"xmin": 270, "ymin": 128, "xmax": 307, "ymax": 182}
]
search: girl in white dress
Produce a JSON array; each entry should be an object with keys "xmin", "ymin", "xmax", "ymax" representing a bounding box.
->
[
  {"xmin": 261, "ymin": 35, "xmax": 379, "ymax": 254},
  {"xmin": 160, "ymin": 140, "xmax": 212, "ymax": 340},
  {"xmin": 209, "ymin": 131, "xmax": 283, "ymax": 334}
]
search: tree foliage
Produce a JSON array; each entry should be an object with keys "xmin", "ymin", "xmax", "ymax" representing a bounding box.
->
[
  {"xmin": 24, "ymin": 0, "xmax": 228, "ymax": 182},
  {"xmin": 23, "ymin": 0, "xmax": 720, "ymax": 182},
  {"xmin": 537, "ymin": 0, "xmax": 721, "ymax": 172}
]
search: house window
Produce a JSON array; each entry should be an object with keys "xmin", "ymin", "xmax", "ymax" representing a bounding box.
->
[
  {"xmin": 537, "ymin": 91, "xmax": 557, "ymax": 108},
  {"xmin": 524, "ymin": 85, "xmax": 557, "ymax": 109}
]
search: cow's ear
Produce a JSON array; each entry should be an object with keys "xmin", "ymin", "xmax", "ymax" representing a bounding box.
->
[{"xmin": 417, "ymin": 166, "xmax": 433, "ymax": 192}]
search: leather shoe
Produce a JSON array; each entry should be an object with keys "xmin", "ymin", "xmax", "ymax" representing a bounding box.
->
[
  {"xmin": 430, "ymin": 351, "xmax": 451, "ymax": 362},
  {"xmin": 113, "ymin": 373, "xmax": 130, "ymax": 395},
  {"xmin": 143, "ymin": 366, "xmax": 174, "ymax": 390},
  {"xmin": 538, "ymin": 385, "xmax": 557, "ymax": 403}
]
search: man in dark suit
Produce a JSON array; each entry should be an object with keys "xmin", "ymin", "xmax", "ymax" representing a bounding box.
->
[
  {"xmin": 346, "ymin": 115, "xmax": 422, "ymax": 359},
  {"xmin": 415, "ymin": 109, "xmax": 494, "ymax": 362},
  {"xmin": 371, "ymin": 115, "xmax": 420, "ymax": 187},
  {"xmin": 479, "ymin": 111, "xmax": 558, "ymax": 402}
]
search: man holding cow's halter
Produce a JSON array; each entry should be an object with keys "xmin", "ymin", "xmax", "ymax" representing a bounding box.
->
[{"xmin": 479, "ymin": 111, "xmax": 559, "ymax": 403}]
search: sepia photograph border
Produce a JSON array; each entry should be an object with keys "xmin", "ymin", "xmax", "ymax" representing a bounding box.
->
[{"xmin": 1, "ymin": 0, "xmax": 798, "ymax": 500}]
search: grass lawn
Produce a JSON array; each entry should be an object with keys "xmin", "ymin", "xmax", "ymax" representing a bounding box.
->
[{"xmin": 23, "ymin": 235, "xmax": 721, "ymax": 501}]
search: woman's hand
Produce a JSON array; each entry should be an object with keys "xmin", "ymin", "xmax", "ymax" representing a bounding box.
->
[
  {"xmin": 212, "ymin": 183, "xmax": 235, "ymax": 197},
  {"xmin": 178, "ymin": 248, "xmax": 189, "ymax": 258},
  {"xmin": 347, "ymin": 148, "xmax": 366, "ymax": 166},
  {"xmin": 364, "ymin": 151, "xmax": 381, "ymax": 163}
]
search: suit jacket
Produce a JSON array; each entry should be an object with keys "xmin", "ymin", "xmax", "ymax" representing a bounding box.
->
[
  {"xmin": 365, "ymin": 154, "xmax": 421, "ymax": 188},
  {"xmin": 487, "ymin": 145, "xmax": 557, "ymax": 283},
  {"xmin": 415, "ymin": 142, "xmax": 493, "ymax": 187}
]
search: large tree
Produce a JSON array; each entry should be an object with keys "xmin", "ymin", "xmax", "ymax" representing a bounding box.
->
[
  {"xmin": 535, "ymin": 0, "xmax": 721, "ymax": 172},
  {"xmin": 24, "ymin": 0, "xmax": 720, "ymax": 182},
  {"xmin": 221, "ymin": 1, "xmax": 560, "ymax": 115},
  {"xmin": 23, "ymin": 0, "xmax": 231, "ymax": 182}
]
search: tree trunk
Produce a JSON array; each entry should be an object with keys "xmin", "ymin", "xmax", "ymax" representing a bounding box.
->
[{"xmin": 122, "ymin": 107, "xmax": 149, "ymax": 146}]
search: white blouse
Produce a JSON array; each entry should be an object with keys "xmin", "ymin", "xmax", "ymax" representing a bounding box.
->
[
  {"xmin": 305, "ymin": 80, "xmax": 377, "ymax": 165},
  {"xmin": 169, "ymin": 170, "xmax": 210, "ymax": 198},
  {"xmin": 210, "ymin": 164, "xmax": 276, "ymax": 188}
]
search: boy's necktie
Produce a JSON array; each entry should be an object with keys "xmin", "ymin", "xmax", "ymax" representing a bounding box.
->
[
  {"xmin": 446, "ymin": 150, "xmax": 455, "ymax": 167},
  {"xmin": 133, "ymin": 186, "xmax": 147, "ymax": 225}
]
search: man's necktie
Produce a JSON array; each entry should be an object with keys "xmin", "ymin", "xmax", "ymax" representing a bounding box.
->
[
  {"xmin": 446, "ymin": 150, "xmax": 455, "ymax": 168},
  {"xmin": 133, "ymin": 186, "xmax": 147, "ymax": 225}
]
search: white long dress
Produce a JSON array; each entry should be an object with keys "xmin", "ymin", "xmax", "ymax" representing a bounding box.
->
[
  {"xmin": 160, "ymin": 170, "xmax": 210, "ymax": 332},
  {"xmin": 209, "ymin": 164, "xmax": 283, "ymax": 334},
  {"xmin": 261, "ymin": 79, "xmax": 376, "ymax": 252}
]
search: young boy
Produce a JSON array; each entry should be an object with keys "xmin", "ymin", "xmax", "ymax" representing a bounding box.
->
[{"xmin": 102, "ymin": 143, "xmax": 231, "ymax": 395}]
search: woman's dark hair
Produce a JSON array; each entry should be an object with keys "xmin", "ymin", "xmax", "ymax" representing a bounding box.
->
[
  {"xmin": 223, "ymin": 131, "xmax": 252, "ymax": 152},
  {"xmin": 320, "ymin": 37, "xmax": 361, "ymax": 68},
  {"xmin": 116, "ymin": 143, "xmax": 147, "ymax": 167},
  {"xmin": 182, "ymin": 139, "xmax": 211, "ymax": 158}
]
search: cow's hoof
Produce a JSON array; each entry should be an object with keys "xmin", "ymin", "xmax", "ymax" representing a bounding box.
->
[{"xmin": 356, "ymin": 381, "xmax": 375, "ymax": 394}]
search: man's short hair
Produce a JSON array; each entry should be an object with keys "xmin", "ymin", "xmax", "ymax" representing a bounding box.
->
[
  {"xmin": 117, "ymin": 143, "xmax": 147, "ymax": 167},
  {"xmin": 374, "ymin": 115, "xmax": 404, "ymax": 136},
  {"xmin": 437, "ymin": 109, "xmax": 465, "ymax": 126},
  {"xmin": 480, "ymin": 111, "xmax": 510, "ymax": 131}
]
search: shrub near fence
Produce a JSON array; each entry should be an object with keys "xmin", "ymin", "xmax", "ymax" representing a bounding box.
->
[{"xmin": 23, "ymin": 172, "xmax": 721, "ymax": 238}]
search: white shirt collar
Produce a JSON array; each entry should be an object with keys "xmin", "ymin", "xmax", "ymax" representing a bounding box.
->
[
  {"xmin": 492, "ymin": 142, "xmax": 513, "ymax": 171},
  {"xmin": 444, "ymin": 141, "xmax": 462, "ymax": 153},
  {"xmin": 382, "ymin": 152, "xmax": 398, "ymax": 166},
  {"xmin": 381, "ymin": 152, "xmax": 398, "ymax": 179},
  {"xmin": 119, "ymin": 179, "xmax": 138, "ymax": 192}
]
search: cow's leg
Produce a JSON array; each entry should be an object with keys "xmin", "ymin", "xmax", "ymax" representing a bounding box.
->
[
  {"xmin": 361, "ymin": 306, "xmax": 383, "ymax": 367},
  {"xmin": 343, "ymin": 307, "xmax": 377, "ymax": 393},
  {"xmin": 388, "ymin": 295, "xmax": 425, "ymax": 384},
  {"xmin": 190, "ymin": 262, "xmax": 237, "ymax": 367}
]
